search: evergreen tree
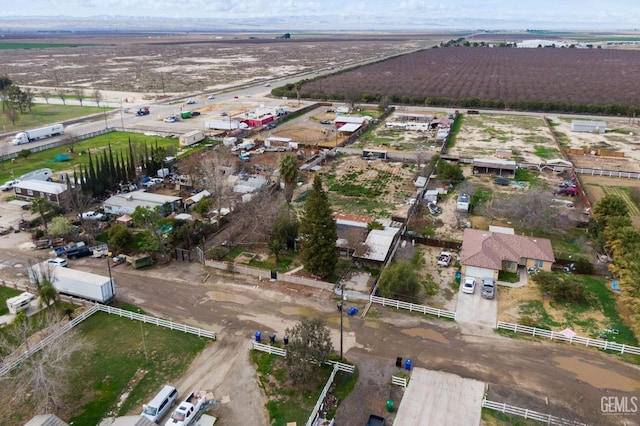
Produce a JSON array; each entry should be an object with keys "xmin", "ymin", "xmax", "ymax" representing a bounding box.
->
[{"xmin": 299, "ymin": 175, "xmax": 338, "ymax": 279}]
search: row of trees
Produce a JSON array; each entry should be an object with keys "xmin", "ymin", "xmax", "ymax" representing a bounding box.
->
[
  {"xmin": 1, "ymin": 74, "xmax": 104, "ymax": 127},
  {"xmin": 74, "ymin": 140, "xmax": 173, "ymax": 199},
  {"xmin": 588, "ymin": 195, "xmax": 640, "ymax": 332}
]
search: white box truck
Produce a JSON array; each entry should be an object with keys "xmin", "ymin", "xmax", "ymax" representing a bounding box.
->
[
  {"xmin": 204, "ymin": 120, "xmax": 240, "ymax": 131},
  {"xmin": 179, "ymin": 130, "xmax": 205, "ymax": 147},
  {"xmin": 12, "ymin": 124, "xmax": 64, "ymax": 145},
  {"xmin": 29, "ymin": 262, "xmax": 116, "ymax": 303}
]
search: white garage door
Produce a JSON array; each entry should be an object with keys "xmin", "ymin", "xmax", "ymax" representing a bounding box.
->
[{"xmin": 464, "ymin": 266, "xmax": 494, "ymax": 279}]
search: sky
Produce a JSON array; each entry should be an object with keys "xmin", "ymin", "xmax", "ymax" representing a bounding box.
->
[{"xmin": 3, "ymin": 0, "xmax": 640, "ymax": 31}]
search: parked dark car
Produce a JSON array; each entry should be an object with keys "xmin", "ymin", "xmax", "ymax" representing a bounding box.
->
[
  {"xmin": 65, "ymin": 245, "xmax": 92, "ymax": 260},
  {"xmin": 191, "ymin": 111, "xmax": 201, "ymax": 116},
  {"xmin": 320, "ymin": 120, "xmax": 332, "ymax": 125},
  {"xmin": 494, "ymin": 178, "xmax": 510, "ymax": 186},
  {"xmin": 265, "ymin": 123, "xmax": 276, "ymax": 129}
]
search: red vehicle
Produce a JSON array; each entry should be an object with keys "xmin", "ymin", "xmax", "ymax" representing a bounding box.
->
[{"xmin": 553, "ymin": 187, "xmax": 579, "ymax": 196}]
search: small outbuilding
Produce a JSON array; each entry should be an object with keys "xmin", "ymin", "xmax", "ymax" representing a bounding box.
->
[
  {"xmin": 13, "ymin": 180, "xmax": 68, "ymax": 205},
  {"xmin": 473, "ymin": 158, "xmax": 517, "ymax": 178}
]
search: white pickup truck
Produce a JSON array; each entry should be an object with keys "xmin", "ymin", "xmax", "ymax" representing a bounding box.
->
[
  {"xmin": 437, "ymin": 251, "xmax": 452, "ymax": 267},
  {"xmin": 165, "ymin": 390, "xmax": 214, "ymax": 426}
]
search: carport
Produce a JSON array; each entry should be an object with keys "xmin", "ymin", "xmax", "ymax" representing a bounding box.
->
[{"xmin": 472, "ymin": 158, "xmax": 517, "ymax": 178}]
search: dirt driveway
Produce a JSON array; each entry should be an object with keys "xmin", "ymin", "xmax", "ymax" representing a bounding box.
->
[{"xmin": 1, "ymin": 248, "xmax": 639, "ymax": 425}]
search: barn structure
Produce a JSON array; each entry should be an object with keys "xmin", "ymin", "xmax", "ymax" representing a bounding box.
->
[{"xmin": 472, "ymin": 158, "xmax": 517, "ymax": 178}]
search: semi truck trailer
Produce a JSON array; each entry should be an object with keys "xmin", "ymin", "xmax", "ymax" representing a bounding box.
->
[
  {"xmin": 12, "ymin": 124, "xmax": 64, "ymax": 145},
  {"xmin": 29, "ymin": 262, "xmax": 116, "ymax": 303}
]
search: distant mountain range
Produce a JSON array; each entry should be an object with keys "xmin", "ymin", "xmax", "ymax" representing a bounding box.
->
[{"xmin": 1, "ymin": 15, "xmax": 632, "ymax": 33}]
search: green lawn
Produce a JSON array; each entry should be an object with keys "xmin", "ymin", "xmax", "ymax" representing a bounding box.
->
[
  {"xmin": 0, "ymin": 305, "xmax": 211, "ymax": 424},
  {"xmin": 66, "ymin": 310, "xmax": 210, "ymax": 425},
  {"xmin": 0, "ymin": 104, "xmax": 107, "ymax": 133},
  {"xmin": 251, "ymin": 351, "xmax": 357, "ymax": 425},
  {"xmin": 0, "ymin": 131, "xmax": 178, "ymax": 182}
]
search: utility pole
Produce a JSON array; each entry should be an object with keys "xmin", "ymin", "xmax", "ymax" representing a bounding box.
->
[{"xmin": 340, "ymin": 284, "xmax": 344, "ymax": 361}]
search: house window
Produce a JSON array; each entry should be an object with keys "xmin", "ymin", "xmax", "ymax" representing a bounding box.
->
[
  {"xmin": 15, "ymin": 188, "xmax": 21, "ymax": 194},
  {"xmin": 27, "ymin": 190, "xmax": 33, "ymax": 196},
  {"xmin": 534, "ymin": 260, "xmax": 544, "ymax": 268},
  {"xmin": 505, "ymin": 261, "xmax": 516, "ymax": 270}
]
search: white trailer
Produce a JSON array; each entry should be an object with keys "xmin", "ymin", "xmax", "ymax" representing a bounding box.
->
[
  {"xmin": 179, "ymin": 130, "xmax": 205, "ymax": 147},
  {"xmin": 12, "ymin": 123, "xmax": 64, "ymax": 145},
  {"xmin": 7, "ymin": 292, "xmax": 36, "ymax": 315},
  {"xmin": 18, "ymin": 168, "xmax": 53, "ymax": 182},
  {"xmin": 204, "ymin": 120, "xmax": 240, "ymax": 131},
  {"xmin": 29, "ymin": 262, "xmax": 116, "ymax": 303}
]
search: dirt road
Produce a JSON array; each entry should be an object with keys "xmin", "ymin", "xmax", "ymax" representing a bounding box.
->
[{"xmin": 2, "ymin": 249, "xmax": 639, "ymax": 425}]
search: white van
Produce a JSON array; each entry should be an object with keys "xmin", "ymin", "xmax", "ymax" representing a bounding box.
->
[{"xmin": 141, "ymin": 385, "xmax": 178, "ymax": 423}]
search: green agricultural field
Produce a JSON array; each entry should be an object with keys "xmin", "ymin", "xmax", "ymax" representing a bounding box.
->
[
  {"xmin": 0, "ymin": 104, "xmax": 107, "ymax": 133},
  {"xmin": 0, "ymin": 42, "xmax": 99, "ymax": 50},
  {"xmin": 602, "ymin": 187, "xmax": 640, "ymax": 215},
  {"xmin": 0, "ymin": 131, "xmax": 178, "ymax": 182}
]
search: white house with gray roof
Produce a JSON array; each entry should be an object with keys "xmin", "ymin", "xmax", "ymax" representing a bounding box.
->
[{"xmin": 102, "ymin": 190, "xmax": 183, "ymax": 216}]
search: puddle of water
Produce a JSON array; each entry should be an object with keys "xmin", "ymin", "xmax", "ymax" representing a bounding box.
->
[
  {"xmin": 279, "ymin": 306, "xmax": 318, "ymax": 317},
  {"xmin": 207, "ymin": 291, "xmax": 252, "ymax": 305},
  {"xmin": 554, "ymin": 356, "xmax": 640, "ymax": 391},
  {"xmin": 364, "ymin": 321, "xmax": 380, "ymax": 329},
  {"xmin": 401, "ymin": 327, "xmax": 449, "ymax": 344}
]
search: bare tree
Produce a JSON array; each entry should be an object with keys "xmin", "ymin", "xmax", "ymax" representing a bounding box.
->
[
  {"xmin": 56, "ymin": 88, "xmax": 66, "ymax": 105},
  {"xmin": 60, "ymin": 133, "xmax": 80, "ymax": 153},
  {"xmin": 41, "ymin": 90, "xmax": 50, "ymax": 104},
  {"xmin": 478, "ymin": 187, "xmax": 572, "ymax": 232},
  {"xmin": 0, "ymin": 309, "xmax": 91, "ymax": 414},
  {"xmin": 92, "ymin": 89, "xmax": 102, "ymax": 107},
  {"xmin": 73, "ymin": 87, "xmax": 85, "ymax": 106}
]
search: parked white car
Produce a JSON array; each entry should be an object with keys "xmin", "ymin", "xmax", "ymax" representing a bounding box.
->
[
  {"xmin": 0, "ymin": 180, "xmax": 18, "ymax": 191},
  {"xmin": 462, "ymin": 277, "xmax": 476, "ymax": 294},
  {"xmin": 164, "ymin": 116, "xmax": 177, "ymax": 123},
  {"xmin": 79, "ymin": 211, "xmax": 105, "ymax": 221},
  {"xmin": 47, "ymin": 257, "xmax": 68, "ymax": 267}
]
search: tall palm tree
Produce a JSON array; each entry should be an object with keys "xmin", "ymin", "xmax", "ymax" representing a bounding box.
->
[
  {"xmin": 295, "ymin": 83, "xmax": 301, "ymax": 106},
  {"xmin": 30, "ymin": 197, "xmax": 54, "ymax": 232},
  {"xmin": 279, "ymin": 154, "xmax": 299, "ymax": 203},
  {"xmin": 39, "ymin": 282, "xmax": 57, "ymax": 308}
]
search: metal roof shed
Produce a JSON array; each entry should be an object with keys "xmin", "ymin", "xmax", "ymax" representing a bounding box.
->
[
  {"xmin": 472, "ymin": 158, "xmax": 517, "ymax": 178},
  {"xmin": 571, "ymin": 120, "xmax": 606, "ymax": 133}
]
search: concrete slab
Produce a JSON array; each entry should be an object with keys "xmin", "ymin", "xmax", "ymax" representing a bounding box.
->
[
  {"xmin": 455, "ymin": 277, "xmax": 497, "ymax": 328},
  {"xmin": 394, "ymin": 368, "xmax": 485, "ymax": 426}
]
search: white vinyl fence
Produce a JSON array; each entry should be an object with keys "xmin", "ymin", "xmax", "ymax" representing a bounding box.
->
[
  {"xmin": 370, "ymin": 295, "xmax": 456, "ymax": 319},
  {"xmin": 497, "ymin": 322, "xmax": 640, "ymax": 356},
  {"xmin": 391, "ymin": 375, "xmax": 408, "ymax": 388},
  {"xmin": 250, "ymin": 341, "xmax": 355, "ymax": 426},
  {"xmin": 0, "ymin": 304, "xmax": 101, "ymax": 376},
  {"xmin": 0, "ymin": 304, "xmax": 216, "ymax": 377},
  {"xmin": 97, "ymin": 305, "xmax": 216, "ymax": 339},
  {"xmin": 482, "ymin": 399, "xmax": 588, "ymax": 426}
]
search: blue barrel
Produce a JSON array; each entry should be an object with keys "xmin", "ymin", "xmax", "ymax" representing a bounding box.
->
[
  {"xmin": 405, "ymin": 359, "xmax": 412, "ymax": 371},
  {"xmin": 255, "ymin": 331, "xmax": 261, "ymax": 342}
]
